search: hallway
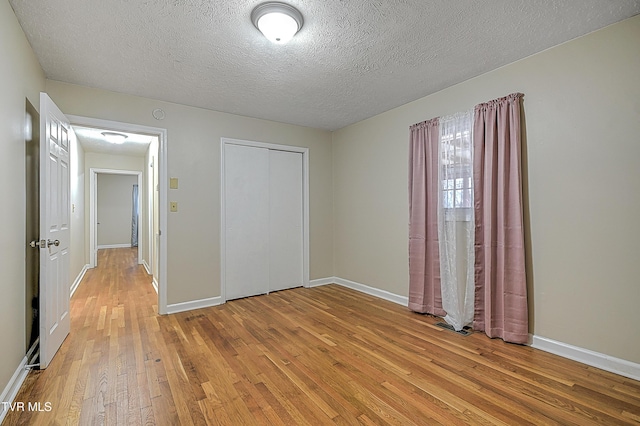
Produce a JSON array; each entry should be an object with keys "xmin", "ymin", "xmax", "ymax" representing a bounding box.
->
[{"xmin": 6, "ymin": 248, "xmax": 157, "ymax": 425}]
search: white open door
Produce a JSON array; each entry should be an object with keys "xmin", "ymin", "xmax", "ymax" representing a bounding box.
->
[{"xmin": 38, "ymin": 93, "xmax": 71, "ymax": 369}]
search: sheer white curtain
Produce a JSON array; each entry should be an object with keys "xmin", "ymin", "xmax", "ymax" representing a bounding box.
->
[{"xmin": 438, "ymin": 111, "xmax": 474, "ymax": 331}]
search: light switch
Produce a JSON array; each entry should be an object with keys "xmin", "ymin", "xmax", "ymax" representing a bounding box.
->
[
  {"xmin": 170, "ymin": 201, "xmax": 178, "ymax": 212},
  {"xmin": 170, "ymin": 177, "xmax": 179, "ymax": 189}
]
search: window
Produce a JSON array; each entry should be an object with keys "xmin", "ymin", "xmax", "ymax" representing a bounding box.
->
[
  {"xmin": 442, "ymin": 166, "xmax": 472, "ymax": 209},
  {"xmin": 440, "ymin": 129, "xmax": 473, "ymax": 220}
]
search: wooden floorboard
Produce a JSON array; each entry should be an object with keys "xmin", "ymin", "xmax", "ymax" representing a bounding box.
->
[{"xmin": 4, "ymin": 248, "xmax": 640, "ymax": 425}]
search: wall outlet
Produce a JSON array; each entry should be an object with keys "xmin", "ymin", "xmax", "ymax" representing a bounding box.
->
[{"xmin": 170, "ymin": 201, "xmax": 178, "ymax": 212}]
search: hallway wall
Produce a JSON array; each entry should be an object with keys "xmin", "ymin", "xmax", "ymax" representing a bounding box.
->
[
  {"xmin": 97, "ymin": 173, "xmax": 138, "ymax": 247},
  {"xmin": 83, "ymin": 152, "xmax": 145, "ymax": 264}
]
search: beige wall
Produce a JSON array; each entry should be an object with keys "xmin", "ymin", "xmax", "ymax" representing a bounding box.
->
[
  {"xmin": 84, "ymin": 152, "xmax": 145, "ymax": 172},
  {"xmin": 332, "ymin": 15, "xmax": 640, "ymax": 364},
  {"xmin": 0, "ymin": 0, "xmax": 46, "ymax": 399},
  {"xmin": 47, "ymin": 80, "xmax": 335, "ymax": 305}
]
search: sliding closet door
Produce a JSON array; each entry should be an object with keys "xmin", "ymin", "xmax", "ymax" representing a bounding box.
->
[
  {"xmin": 223, "ymin": 142, "xmax": 305, "ymax": 301},
  {"xmin": 224, "ymin": 144, "xmax": 270, "ymax": 300},
  {"xmin": 269, "ymin": 150, "xmax": 304, "ymax": 292}
]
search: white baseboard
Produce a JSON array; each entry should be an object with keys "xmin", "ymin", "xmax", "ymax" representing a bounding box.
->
[
  {"xmin": 532, "ymin": 335, "xmax": 640, "ymax": 381},
  {"xmin": 311, "ymin": 276, "xmax": 408, "ymax": 307},
  {"xmin": 309, "ymin": 277, "xmax": 335, "ymax": 287},
  {"xmin": 142, "ymin": 260, "xmax": 151, "ymax": 275},
  {"xmin": 0, "ymin": 339, "xmax": 40, "ymax": 424},
  {"xmin": 97, "ymin": 244, "xmax": 131, "ymax": 249},
  {"xmin": 166, "ymin": 296, "xmax": 223, "ymax": 315},
  {"xmin": 334, "ymin": 277, "xmax": 409, "ymax": 306},
  {"xmin": 70, "ymin": 264, "xmax": 90, "ymax": 297},
  {"xmin": 0, "ymin": 356, "xmax": 28, "ymax": 423},
  {"xmin": 142, "ymin": 261, "xmax": 157, "ymax": 294}
]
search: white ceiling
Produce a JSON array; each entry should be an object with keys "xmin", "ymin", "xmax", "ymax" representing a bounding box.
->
[{"xmin": 10, "ymin": 0, "xmax": 640, "ymax": 131}]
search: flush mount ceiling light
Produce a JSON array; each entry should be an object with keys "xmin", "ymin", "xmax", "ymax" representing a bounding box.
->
[
  {"xmin": 251, "ymin": 2, "xmax": 303, "ymax": 44},
  {"xmin": 101, "ymin": 131, "xmax": 128, "ymax": 144}
]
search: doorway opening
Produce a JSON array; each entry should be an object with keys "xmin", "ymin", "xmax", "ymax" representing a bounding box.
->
[
  {"xmin": 89, "ymin": 169, "xmax": 143, "ymax": 267},
  {"xmin": 68, "ymin": 115, "xmax": 168, "ymax": 314}
]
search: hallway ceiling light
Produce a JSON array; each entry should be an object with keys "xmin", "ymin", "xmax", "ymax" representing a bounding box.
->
[
  {"xmin": 101, "ymin": 131, "xmax": 128, "ymax": 144},
  {"xmin": 251, "ymin": 2, "xmax": 303, "ymax": 44}
]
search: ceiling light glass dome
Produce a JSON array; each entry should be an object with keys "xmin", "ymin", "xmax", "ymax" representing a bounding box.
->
[{"xmin": 251, "ymin": 2, "xmax": 303, "ymax": 44}]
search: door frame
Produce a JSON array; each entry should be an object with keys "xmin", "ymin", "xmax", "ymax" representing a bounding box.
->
[
  {"xmin": 220, "ymin": 137, "xmax": 310, "ymax": 303},
  {"xmin": 90, "ymin": 168, "xmax": 143, "ymax": 265},
  {"xmin": 67, "ymin": 115, "xmax": 169, "ymax": 314}
]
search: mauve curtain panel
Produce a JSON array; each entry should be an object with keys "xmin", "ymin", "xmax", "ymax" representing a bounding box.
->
[
  {"xmin": 408, "ymin": 118, "xmax": 445, "ymax": 316},
  {"xmin": 473, "ymin": 93, "xmax": 528, "ymax": 344}
]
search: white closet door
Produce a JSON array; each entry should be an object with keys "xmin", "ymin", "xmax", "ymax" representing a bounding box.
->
[
  {"xmin": 224, "ymin": 144, "xmax": 270, "ymax": 300},
  {"xmin": 269, "ymin": 150, "xmax": 304, "ymax": 292}
]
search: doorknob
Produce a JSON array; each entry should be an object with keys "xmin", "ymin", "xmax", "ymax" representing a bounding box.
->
[{"xmin": 47, "ymin": 239, "xmax": 60, "ymax": 247}]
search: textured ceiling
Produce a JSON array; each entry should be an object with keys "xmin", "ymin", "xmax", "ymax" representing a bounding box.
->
[{"xmin": 10, "ymin": 0, "xmax": 640, "ymax": 131}]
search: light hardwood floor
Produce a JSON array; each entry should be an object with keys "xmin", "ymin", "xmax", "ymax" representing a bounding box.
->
[{"xmin": 4, "ymin": 248, "xmax": 640, "ymax": 425}]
